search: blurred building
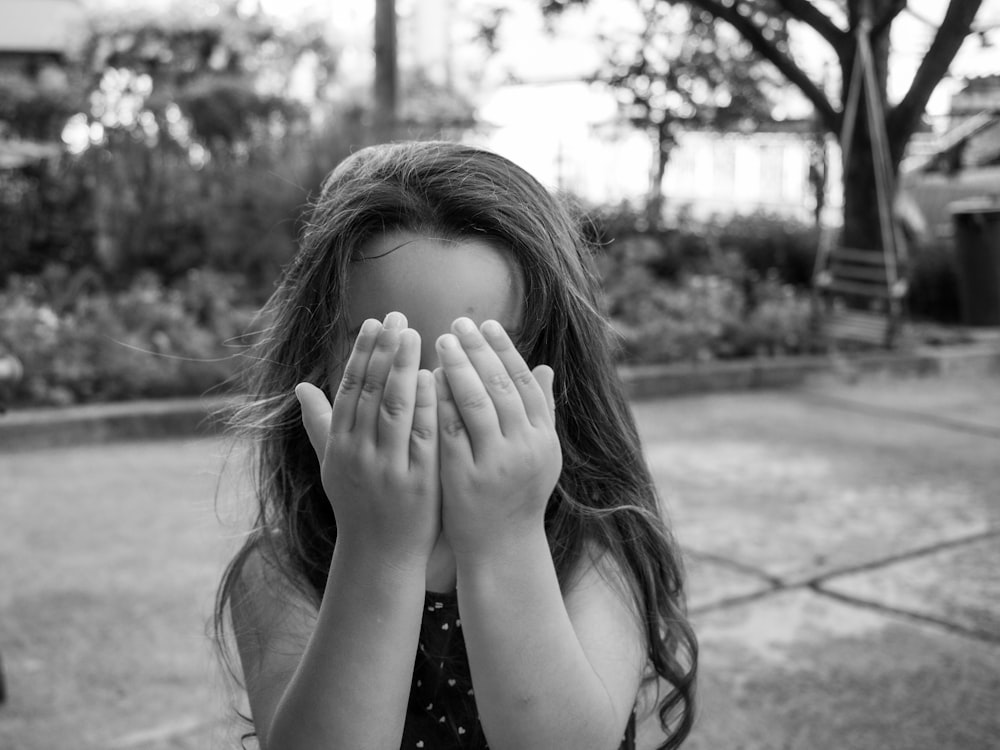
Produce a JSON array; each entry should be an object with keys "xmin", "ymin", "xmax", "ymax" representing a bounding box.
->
[
  {"xmin": 0, "ymin": 0, "xmax": 86, "ymax": 168},
  {"xmin": 661, "ymin": 122, "xmax": 837, "ymax": 224},
  {"xmin": 950, "ymin": 74, "xmax": 1000, "ymax": 118},
  {"xmin": 0, "ymin": 0, "xmax": 85, "ymax": 76}
]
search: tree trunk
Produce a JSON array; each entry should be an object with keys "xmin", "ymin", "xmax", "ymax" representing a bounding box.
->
[
  {"xmin": 841, "ymin": 138, "xmax": 884, "ymax": 249},
  {"xmin": 374, "ymin": 0, "xmax": 397, "ymax": 143},
  {"xmin": 645, "ymin": 119, "xmax": 673, "ymax": 230},
  {"xmin": 840, "ymin": 1, "xmax": 893, "ymax": 251}
]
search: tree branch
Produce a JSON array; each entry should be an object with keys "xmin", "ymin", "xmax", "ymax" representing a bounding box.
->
[
  {"xmin": 774, "ymin": 0, "xmax": 848, "ymax": 55},
  {"xmin": 888, "ymin": 0, "xmax": 984, "ymax": 153},
  {"xmin": 686, "ymin": 0, "xmax": 839, "ymax": 133},
  {"xmin": 871, "ymin": 0, "xmax": 906, "ymax": 38}
]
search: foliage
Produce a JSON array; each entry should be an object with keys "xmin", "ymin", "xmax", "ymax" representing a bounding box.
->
[
  {"xmin": 0, "ymin": 156, "xmax": 96, "ymax": 281},
  {"xmin": 586, "ymin": 203, "xmax": 818, "ymax": 284},
  {"xmin": 542, "ymin": 0, "xmax": 986, "ymax": 249},
  {"xmin": 0, "ymin": 202, "xmax": 971, "ymax": 407},
  {"xmin": 712, "ymin": 213, "xmax": 818, "ymax": 288},
  {"xmin": 590, "ymin": 205, "xmax": 823, "ymax": 363},
  {"xmin": 0, "ymin": 270, "xmax": 255, "ymax": 406},
  {"xmin": 0, "ymin": 70, "xmax": 84, "ymax": 141},
  {"xmin": 540, "ymin": 0, "xmax": 783, "ymax": 223},
  {"xmin": 590, "ymin": 1, "xmax": 782, "ymax": 133},
  {"xmin": 0, "ymin": 121, "xmax": 362, "ymax": 299},
  {"xmin": 0, "ymin": 0, "xmax": 481, "ymax": 408},
  {"xmin": 80, "ymin": 2, "xmax": 335, "ymax": 144},
  {"xmin": 0, "ymin": 0, "xmax": 367, "ymax": 301}
]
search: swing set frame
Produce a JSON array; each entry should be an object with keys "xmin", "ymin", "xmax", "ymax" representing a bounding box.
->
[{"xmin": 813, "ymin": 11, "xmax": 909, "ymax": 348}]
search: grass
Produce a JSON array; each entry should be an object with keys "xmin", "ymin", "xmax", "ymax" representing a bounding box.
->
[{"xmin": 0, "ymin": 437, "xmax": 249, "ymax": 750}]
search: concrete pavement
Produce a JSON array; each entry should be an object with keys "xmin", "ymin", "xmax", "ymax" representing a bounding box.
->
[
  {"xmin": 1, "ymin": 366, "xmax": 998, "ymax": 749},
  {"xmin": 632, "ymin": 372, "xmax": 1000, "ymax": 750}
]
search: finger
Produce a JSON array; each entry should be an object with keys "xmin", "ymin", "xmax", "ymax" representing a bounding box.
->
[
  {"xmin": 434, "ymin": 367, "xmax": 474, "ymax": 463},
  {"xmin": 329, "ymin": 318, "xmax": 381, "ymax": 434},
  {"xmin": 378, "ymin": 327, "xmax": 421, "ymax": 459},
  {"xmin": 532, "ymin": 365, "xmax": 556, "ymax": 425},
  {"xmin": 353, "ymin": 311, "xmax": 406, "ymax": 440},
  {"xmin": 410, "ymin": 369, "xmax": 438, "ymax": 470},
  {"xmin": 295, "ymin": 381, "xmax": 332, "ymax": 464},
  {"xmin": 451, "ymin": 317, "xmax": 528, "ymax": 436},
  {"xmin": 481, "ymin": 320, "xmax": 552, "ymax": 428},
  {"xmin": 436, "ymin": 332, "xmax": 500, "ymax": 449}
]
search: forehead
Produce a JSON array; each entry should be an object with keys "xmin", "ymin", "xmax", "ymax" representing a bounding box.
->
[{"xmin": 347, "ymin": 231, "xmax": 525, "ymax": 342}]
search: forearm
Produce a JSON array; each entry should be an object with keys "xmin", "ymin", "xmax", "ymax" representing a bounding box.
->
[
  {"xmin": 267, "ymin": 541, "xmax": 425, "ymax": 750},
  {"xmin": 456, "ymin": 528, "xmax": 625, "ymax": 750}
]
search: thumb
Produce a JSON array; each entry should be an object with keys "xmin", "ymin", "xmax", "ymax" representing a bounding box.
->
[
  {"xmin": 531, "ymin": 365, "xmax": 556, "ymax": 424},
  {"xmin": 294, "ymin": 382, "xmax": 332, "ymax": 465}
]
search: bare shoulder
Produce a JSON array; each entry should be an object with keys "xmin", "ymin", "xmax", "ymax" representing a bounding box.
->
[
  {"xmin": 230, "ymin": 539, "xmax": 318, "ymax": 663},
  {"xmin": 563, "ymin": 541, "xmax": 647, "ymax": 717},
  {"xmin": 228, "ymin": 540, "xmax": 319, "ymax": 739},
  {"xmin": 564, "ymin": 540, "xmax": 643, "ymax": 627}
]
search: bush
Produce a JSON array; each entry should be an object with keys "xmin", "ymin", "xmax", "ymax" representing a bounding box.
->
[
  {"xmin": 2, "ymin": 176, "xmax": 968, "ymax": 408},
  {"xmin": 0, "ymin": 271, "xmax": 255, "ymax": 406},
  {"xmin": 0, "ymin": 115, "xmax": 365, "ymax": 303},
  {"xmin": 598, "ymin": 231, "xmax": 821, "ymax": 364},
  {"xmin": 713, "ymin": 213, "xmax": 819, "ymax": 288},
  {"xmin": 584, "ymin": 203, "xmax": 819, "ymax": 286},
  {"xmin": 0, "ymin": 157, "xmax": 97, "ymax": 281}
]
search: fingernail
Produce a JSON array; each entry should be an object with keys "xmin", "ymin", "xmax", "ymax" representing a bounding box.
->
[
  {"xmin": 360, "ymin": 319, "xmax": 380, "ymax": 336},
  {"xmin": 453, "ymin": 317, "xmax": 476, "ymax": 334},
  {"xmin": 438, "ymin": 333, "xmax": 459, "ymax": 349},
  {"xmin": 398, "ymin": 328, "xmax": 419, "ymax": 348},
  {"xmin": 481, "ymin": 320, "xmax": 504, "ymax": 338},
  {"xmin": 384, "ymin": 311, "xmax": 405, "ymax": 329}
]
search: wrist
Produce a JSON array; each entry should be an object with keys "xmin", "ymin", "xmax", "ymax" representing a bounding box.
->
[
  {"xmin": 452, "ymin": 523, "xmax": 550, "ymax": 577},
  {"xmin": 331, "ymin": 534, "xmax": 430, "ymax": 585}
]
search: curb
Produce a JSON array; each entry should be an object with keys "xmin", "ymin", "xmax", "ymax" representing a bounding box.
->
[
  {"xmin": 1, "ymin": 344, "xmax": 998, "ymax": 452},
  {"xmin": 621, "ymin": 342, "xmax": 1000, "ymax": 399},
  {"xmin": 0, "ymin": 397, "xmax": 230, "ymax": 452}
]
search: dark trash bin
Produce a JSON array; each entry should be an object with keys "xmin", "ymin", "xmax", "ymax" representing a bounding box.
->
[{"xmin": 950, "ymin": 198, "xmax": 1000, "ymax": 326}]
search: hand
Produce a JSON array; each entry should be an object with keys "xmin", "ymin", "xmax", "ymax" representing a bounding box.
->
[
  {"xmin": 434, "ymin": 318, "xmax": 561, "ymax": 563},
  {"xmin": 296, "ymin": 312, "xmax": 440, "ymax": 567}
]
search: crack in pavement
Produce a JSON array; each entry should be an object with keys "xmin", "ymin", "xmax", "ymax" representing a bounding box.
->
[
  {"xmin": 686, "ymin": 529, "xmax": 1000, "ymax": 645},
  {"xmin": 684, "ymin": 546, "xmax": 784, "ymax": 587},
  {"xmin": 807, "ymin": 586, "xmax": 1000, "ymax": 645},
  {"xmin": 801, "ymin": 529, "xmax": 1000, "ymax": 587}
]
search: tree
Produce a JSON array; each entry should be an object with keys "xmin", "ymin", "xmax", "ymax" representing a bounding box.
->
[
  {"xmin": 80, "ymin": 2, "xmax": 334, "ymax": 150},
  {"xmin": 0, "ymin": 1, "xmax": 348, "ymax": 291},
  {"xmin": 545, "ymin": 0, "xmax": 986, "ymax": 249},
  {"xmin": 582, "ymin": 1, "xmax": 784, "ymax": 224}
]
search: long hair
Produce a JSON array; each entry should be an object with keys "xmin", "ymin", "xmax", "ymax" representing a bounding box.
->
[{"xmin": 214, "ymin": 141, "xmax": 697, "ymax": 748}]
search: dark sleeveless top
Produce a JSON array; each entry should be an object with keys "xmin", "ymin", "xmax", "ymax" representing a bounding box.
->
[{"xmin": 401, "ymin": 589, "xmax": 637, "ymax": 749}]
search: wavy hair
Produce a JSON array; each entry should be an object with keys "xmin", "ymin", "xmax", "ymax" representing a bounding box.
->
[{"xmin": 214, "ymin": 141, "xmax": 697, "ymax": 748}]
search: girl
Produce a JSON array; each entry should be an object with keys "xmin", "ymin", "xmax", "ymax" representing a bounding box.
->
[{"xmin": 214, "ymin": 141, "xmax": 697, "ymax": 750}]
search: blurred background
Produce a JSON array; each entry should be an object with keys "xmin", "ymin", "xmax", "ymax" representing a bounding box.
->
[
  {"xmin": 2, "ymin": 4, "xmax": 1000, "ymax": 750},
  {"xmin": 0, "ymin": 0, "xmax": 998, "ymax": 407}
]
